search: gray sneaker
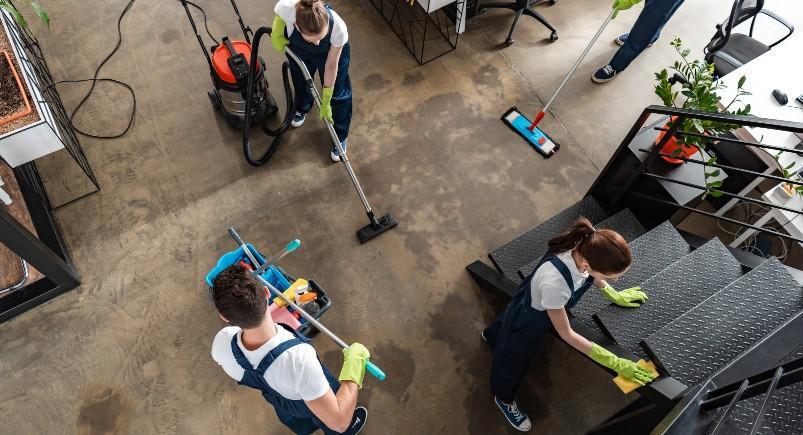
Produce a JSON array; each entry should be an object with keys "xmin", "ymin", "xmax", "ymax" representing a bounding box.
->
[{"xmin": 615, "ymin": 32, "xmax": 654, "ymax": 47}]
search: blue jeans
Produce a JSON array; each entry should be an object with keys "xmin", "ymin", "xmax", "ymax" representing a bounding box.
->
[{"xmin": 610, "ymin": 0, "xmax": 685, "ymax": 72}]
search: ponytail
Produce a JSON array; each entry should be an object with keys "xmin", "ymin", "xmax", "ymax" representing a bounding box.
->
[
  {"xmin": 296, "ymin": 0, "xmax": 328, "ymax": 35},
  {"xmin": 547, "ymin": 217, "xmax": 632, "ymax": 275}
]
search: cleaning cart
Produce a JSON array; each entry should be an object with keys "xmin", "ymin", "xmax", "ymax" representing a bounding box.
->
[{"xmin": 206, "ymin": 242, "xmax": 332, "ymax": 337}]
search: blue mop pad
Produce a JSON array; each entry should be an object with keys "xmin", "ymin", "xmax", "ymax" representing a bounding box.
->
[{"xmin": 502, "ymin": 107, "xmax": 559, "ymax": 158}]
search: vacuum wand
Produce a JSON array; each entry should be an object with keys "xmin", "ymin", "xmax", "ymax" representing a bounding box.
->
[
  {"xmin": 227, "ymin": 228, "xmax": 386, "ymax": 381},
  {"xmin": 284, "ymin": 47, "xmax": 373, "ymax": 215},
  {"xmin": 283, "ymin": 46, "xmax": 398, "ymax": 243},
  {"xmin": 528, "ymin": 8, "xmax": 616, "ymax": 131}
]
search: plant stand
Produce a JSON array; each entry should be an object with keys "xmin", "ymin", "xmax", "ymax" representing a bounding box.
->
[
  {"xmin": 0, "ymin": 8, "xmax": 99, "ymax": 209},
  {"xmin": 370, "ymin": 0, "xmax": 466, "ymax": 65}
]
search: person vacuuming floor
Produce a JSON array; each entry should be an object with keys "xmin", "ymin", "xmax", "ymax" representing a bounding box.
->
[
  {"xmin": 211, "ymin": 264, "xmax": 369, "ymax": 434},
  {"xmin": 271, "ymin": 0, "xmax": 352, "ymax": 162},
  {"xmin": 482, "ymin": 218, "xmax": 656, "ymax": 431}
]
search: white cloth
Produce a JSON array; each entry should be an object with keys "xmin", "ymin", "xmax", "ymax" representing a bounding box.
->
[
  {"xmin": 530, "ymin": 250, "xmax": 590, "ymax": 311},
  {"xmin": 274, "ymin": 0, "xmax": 348, "ymax": 47},
  {"xmin": 212, "ymin": 324, "xmax": 330, "ymax": 401}
]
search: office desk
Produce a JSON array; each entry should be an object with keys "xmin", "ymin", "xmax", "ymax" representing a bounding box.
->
[{"xmin": 714, "ymin": 34, "xmax": 803, "ymax": 247}]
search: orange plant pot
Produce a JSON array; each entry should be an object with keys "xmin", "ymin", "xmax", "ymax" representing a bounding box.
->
[
  {"xmin": 0, "ymin": 50, "xmax": 33, "ymax": 127},
  {"xmin": 655, "ymin": 116, "xmax": 699, "ymax": 165}
]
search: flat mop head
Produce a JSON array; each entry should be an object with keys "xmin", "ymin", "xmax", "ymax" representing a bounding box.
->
[
  {"xmin": 357, "ymin": 214, "xmax": 398, "ymax": 244},
  {"xmin": 501, "ymin": 107, "xmax": 559, "ymax": 158}
]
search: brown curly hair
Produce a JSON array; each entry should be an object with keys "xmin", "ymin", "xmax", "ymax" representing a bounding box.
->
[{"xmin": 212, "ymin": 264, "xmax": 267, "ymax": 328}]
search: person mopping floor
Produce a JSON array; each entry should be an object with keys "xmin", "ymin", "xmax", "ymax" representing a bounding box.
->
[
  {"xmin": 271, "ymin": 0, "xmax": 352, "ymax": 162},
  {"xmin": 483, "ymin": 218, "xmax": 656, "ymax": 431},
  {"xmin": 211, "ymin": 264, "xmax": 370, "ymax": 434},
  {"xmin": 592, "ymin": 0, "xmax": 686, "ymax": 83}
]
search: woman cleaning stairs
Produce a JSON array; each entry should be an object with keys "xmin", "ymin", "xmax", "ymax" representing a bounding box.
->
[{"xmin": 482, "ymin": 217, "xmax": 655, "ymax": 431}]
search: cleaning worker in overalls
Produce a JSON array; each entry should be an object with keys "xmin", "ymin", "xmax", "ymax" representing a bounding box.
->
[
  {"xmin": 483, "ymin": 218, "xmax": 655, "ymax": 431},
  {"xmin": 271, "ymin": 0, "xmax": 352, "ymax": 162},
  {"xmin": 211, "ymin": 264, "xmax": 369, "ymax": 434}
]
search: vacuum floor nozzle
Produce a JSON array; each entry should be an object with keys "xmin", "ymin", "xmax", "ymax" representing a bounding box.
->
[{"xmin": 357, "ymin": 214, "xmax": 398, "ymax": 244}]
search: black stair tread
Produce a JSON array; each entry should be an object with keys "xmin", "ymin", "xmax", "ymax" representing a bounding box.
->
[
  {"xmin": 707, "ymin": 345, "xmax": 803, "ymax": 435},
  {"xmin": 643, "ymin": 258, "xmax": 803, "ymax": 387},
  {"xmin": 593, "ymin": 238, "xmax": 743, "ymax": 356},
  {"xmin": 569, "ymin": 221, "xmax": 691, "ymax": 330},
  {"xmin": 488, "ymin": 196, "xmax": 607, "ymax": 282},
  {"xmin": 516, "ymin": 208, "xmax": 646, "ymax": 280}
]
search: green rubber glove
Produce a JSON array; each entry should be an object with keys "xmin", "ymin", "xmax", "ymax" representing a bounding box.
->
[
  {"xmin": 611, "ymin": 0, "xmax": 643, "ymax": 18},
  {"xmin": 271, "ymin": 15, "xmax": 289, "ymax": 53},
  {"xmin": 600, "ymin": 284, "xmax": 648, "ymax": 308},
  {"xmin": 320, "ymin": 87, "xmax": 334, "ymax": 124},
  {"xmin": 339, "ymin": 343, "xmax": 370, "ymax": 388},
  {"xmin": 588, "ymin": 343, "xmax": 655, "ymax": 386}
]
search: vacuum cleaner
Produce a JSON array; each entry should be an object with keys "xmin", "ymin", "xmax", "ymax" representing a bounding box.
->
[{"xmin": 180, "ymin": 0, "xmax": 397, "ymax": 243}]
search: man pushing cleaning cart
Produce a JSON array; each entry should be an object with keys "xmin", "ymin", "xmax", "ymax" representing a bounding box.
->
[{"xmin": 207, "ymin": 228, "xmax": 385, "ymax": 434}]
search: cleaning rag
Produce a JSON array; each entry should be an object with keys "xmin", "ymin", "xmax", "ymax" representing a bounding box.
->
[{"xmin": 613, "ymin": 359, "xmax": 659, "ymax": 393}]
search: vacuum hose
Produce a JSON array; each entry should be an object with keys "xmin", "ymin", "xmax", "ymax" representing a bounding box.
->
[{"xmin": 243, "ymin": 26, "xmax": 294, "ymax": 166}]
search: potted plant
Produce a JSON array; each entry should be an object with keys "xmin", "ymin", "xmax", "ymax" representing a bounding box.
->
[
  {"xmin": 653, "ymin": 37, "xmax": 751, "ymax": 166},
  {"xmin": 0, "ymin": 48, "xmax": 31, "ymax": 127},
  {"xmin": 0, "ymin": 0, "xmax": 48, "ymax": 30}
]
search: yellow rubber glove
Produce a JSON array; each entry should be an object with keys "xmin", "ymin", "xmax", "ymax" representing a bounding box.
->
[
  {"xmin": 271, "ymin": 15, "xmax": 289, "ymax": 53},
  {"xmin": 600, "ymin": 284, "xmax": 648, "ymax": 308},
  {"xmin": 588, "ymin": 343, "xmax": 656, "ymax": 386},
  {"xmin": 339, "ymin": 343, "xmax": 370, "ymax": 388},
  {"xmin": 320, "ymin": 87, "xmax": 334, "ymax": 124},
  {"xmin": 611, "ymin": 0, "xmax": 643, "ymax": 18}
]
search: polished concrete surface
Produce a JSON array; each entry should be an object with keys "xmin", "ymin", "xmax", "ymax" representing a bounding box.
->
[{"xmin": 1, "ymin": 0, "xmax": 800, "ymax": 433}]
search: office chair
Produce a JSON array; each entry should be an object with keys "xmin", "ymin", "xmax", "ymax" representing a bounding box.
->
[
  {"xmin": 478, "ymin": 0, "xmax": 558, "ymax": 46},
  {"xmin": 704, "ymin": 0, "xmax": 794, "ymax": 77}
]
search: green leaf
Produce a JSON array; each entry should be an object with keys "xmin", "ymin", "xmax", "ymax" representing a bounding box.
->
[
  {"xmin": 785, "ymin": 161, "xmax": 796, "ymax": 170},
  {"xmin": 0, "ymin": 2, "xmax": 28, "ymax": 29},
  {"xmin": 671, "ymin": 148, "xmax": 684, "ymax": 157},
  {"xmin": 708, "ymin": 180, "xmax": 723, "ymax": 188},
  {"xmin": 709, "ymin": 189, "xmax": 725, "ymax": 198},
  {"xmin": 707, "ymin": 169, "xmax": 721, "ymax": 178},
  {"xmin": 30, "ymin": 2, "xmax": 49, "ymax": 29},
  {"xmin": 737, "ymin": 75, "xmax": 746, "ymax": 89}
]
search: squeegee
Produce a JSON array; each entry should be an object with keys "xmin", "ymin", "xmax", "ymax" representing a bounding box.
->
[{"xmin": 504, "ymin": 8, "xmax": 617, "ymax": 158}]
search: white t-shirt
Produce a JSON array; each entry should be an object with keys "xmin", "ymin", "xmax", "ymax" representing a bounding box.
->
[
  {"xmin": 211, "ymin": 324, "xmax": 330, "ymax": 401},
  {"xmin": 530, "ymin": 250, "xmax": 590, "ymax": 311},
  {"xmin": 275, "ymin": 0, "xmax": 349, "ymax": 47}
]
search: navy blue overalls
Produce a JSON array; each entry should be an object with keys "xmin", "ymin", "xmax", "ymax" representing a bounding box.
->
[
  {"xmin": 483, "ymin": 254, "xmax": 594, "ymax": 403},
  {"xmin": 230, "ymin": 324, "xmax": 343, "ymax": 434},
  {"xmin": 287, "ymin": 5, "xmax": 352, "ymax": 143}
]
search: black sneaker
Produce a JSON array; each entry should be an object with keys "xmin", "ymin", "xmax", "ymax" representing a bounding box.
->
[
  {"xmin": 494, "ymin": 397, "xmax": 531, "ymax": 432},
  {"xmin": 291, "ymin": 111, "xmax": 306, "ymax": 128},
  {"xmin": 344, "ymin": 406, "xmax": 367, "ymax": 434},
  {"xmin": 591, "ymin": 64, "xmax": 618, "ymax": 84}
]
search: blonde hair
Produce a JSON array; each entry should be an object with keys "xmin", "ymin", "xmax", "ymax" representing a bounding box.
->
[{"xmin": 296, "ymin": 0, "xmax": 328, "ymax": 35}]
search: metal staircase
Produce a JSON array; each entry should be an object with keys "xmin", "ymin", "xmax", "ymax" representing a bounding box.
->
[{"xmin": 466, "ymin": 106, "xmax": 803, "ymax": 434}]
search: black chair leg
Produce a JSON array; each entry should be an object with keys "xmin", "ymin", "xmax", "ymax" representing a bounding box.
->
[
  {"xmin": 505, "ymin": 8, "xmax": 525, "ymax": 45},
  {"xmin": 478, "ymin": 1, "xmax": 559, "ymax": 45},
  {"xmin": 523, "ymin": 7, "xmax": 558, "ymax": 41}
]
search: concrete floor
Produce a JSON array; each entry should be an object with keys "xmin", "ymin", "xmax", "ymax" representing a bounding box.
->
[{"xmin": 1, "ymin": 0, "xmax": 801, "ymax": 434}]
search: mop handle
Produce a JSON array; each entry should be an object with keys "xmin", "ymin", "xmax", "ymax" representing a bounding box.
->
[
  {"xmin": 227, "ymin": 228, "xmax": 387, "ymax": 381},
  {"xmin": 254, "ymin": 239, "xmax": 301, "ymax": 274},
  {"xmin": 529, "ymin": 9, "xmax": 616, "ymax": 131}
]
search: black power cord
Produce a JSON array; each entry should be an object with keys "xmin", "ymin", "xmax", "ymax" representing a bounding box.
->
[{"xmin": 45, "ymin": 0, "xmax": 136, "ymax": 139}]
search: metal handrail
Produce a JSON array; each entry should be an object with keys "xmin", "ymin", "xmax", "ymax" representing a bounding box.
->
[
  {"xmin": 653, "ymin": 127, "xmax": 803, "ymax": 157},
  {"xmin": 636, "ymin": 148, "xmax": 803, "ymax": 187}
]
